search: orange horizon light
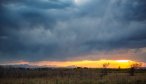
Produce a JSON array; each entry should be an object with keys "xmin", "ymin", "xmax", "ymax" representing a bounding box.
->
[{"xmin": 7, "ymin": 60, "xmax": 144, "ymax": 69}]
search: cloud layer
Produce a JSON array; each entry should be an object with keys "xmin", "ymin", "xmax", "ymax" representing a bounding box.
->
[{"xmin": 0, "ymin": 0, "xmax": 146, "ymax": 62}]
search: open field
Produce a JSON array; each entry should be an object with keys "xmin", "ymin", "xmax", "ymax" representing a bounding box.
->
[{"xmin": 0, "ymin": 67, "xmax": 146, "ymax": 84}]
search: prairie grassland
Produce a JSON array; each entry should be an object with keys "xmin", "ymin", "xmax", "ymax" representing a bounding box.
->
[{"xmin": 0, "ymin": 68, "xmax": 146, "ymax": 84}]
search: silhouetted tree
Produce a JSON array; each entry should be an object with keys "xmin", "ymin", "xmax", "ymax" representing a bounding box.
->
[
  {"xmin": 118, "ymin": 66, "xmax": 121, "ymax": 70},
  {"xmin": 129, "ymin": 62, "xmax": 142, "ymax": 76},
  {"xmin": 100, "ymin": 62, "xmax": 110, "ymax": 78}
]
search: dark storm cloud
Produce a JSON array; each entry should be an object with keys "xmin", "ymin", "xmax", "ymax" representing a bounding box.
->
[
  {"xmin": 0, "ymin": 0, "xmax": 72, "ymax": 29},
  {"xmin": 0, "ymin": 0, "xmax": 146, "ymax": 62}
]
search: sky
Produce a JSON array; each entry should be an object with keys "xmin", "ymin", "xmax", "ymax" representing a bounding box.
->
[{"xmin": 0, "ymin": 0, "xmax": 146, "ymax": 68}]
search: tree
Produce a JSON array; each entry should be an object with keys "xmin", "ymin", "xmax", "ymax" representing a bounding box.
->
[
  {"xmin": 103, "ymin": 62, "xmax": 110, "ymax": 68},
  {"xmin": 129, "ymin": 62, "xmax": 142, "ymax": 76},
  {"xmin": 100, "ymin": 62, "xmax": 110, "ymax": 77},
  {"xmin": 131, "ymin": 63, "xmax": 142, "ymax": 69}
]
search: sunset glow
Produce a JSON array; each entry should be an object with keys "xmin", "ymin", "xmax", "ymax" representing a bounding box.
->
[{"xmin": 8, "ymin": 60, "xmax": 143, "ymax": 69}]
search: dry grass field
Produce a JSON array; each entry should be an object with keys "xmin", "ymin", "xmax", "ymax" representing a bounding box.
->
[{"xmin": 0, "ymin": 67, "xmax": 146, "ymax": 84}]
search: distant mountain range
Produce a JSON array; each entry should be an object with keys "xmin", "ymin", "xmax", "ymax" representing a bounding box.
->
[
  {"xmin": 0, "ymin": 64, "xmax": 58, "ymax": 68},
  {"xmin": 0, "ymin": 64, "xmax": 79, "ymax": 68}
]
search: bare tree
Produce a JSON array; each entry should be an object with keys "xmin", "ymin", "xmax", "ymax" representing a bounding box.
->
[
  {"xmin": 103, "ymin": 62, "xmax": 110, "ymax": 69},
  {"xmin": 100, "ymin": 62, "xmax": 110, "ymax": 78},
  {"xmin": 129, "ymin": 62, "xmax": 142, "ymax": 76},
  {"xmin": 131, "ymin": 63, "xmax": 142, "ymax": 69}
]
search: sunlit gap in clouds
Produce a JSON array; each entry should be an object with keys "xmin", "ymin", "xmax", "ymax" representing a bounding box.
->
[
  {"xmin": 116, "ymin": 60, "xmax": 129, "ymax": 63},
  {"xmin": 74, "ymin": 0, "xmax": 89, "ymax": 5}
]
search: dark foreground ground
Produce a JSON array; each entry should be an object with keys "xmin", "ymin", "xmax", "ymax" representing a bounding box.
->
[{"xmin": 0, "ymin": 66, "xmax": 146, "ymax": 84}]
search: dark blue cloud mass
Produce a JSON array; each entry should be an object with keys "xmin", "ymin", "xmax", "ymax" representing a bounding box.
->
[{"xmin": 0, "ymin": 0, "xmax": 146, "ymax": 62}]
